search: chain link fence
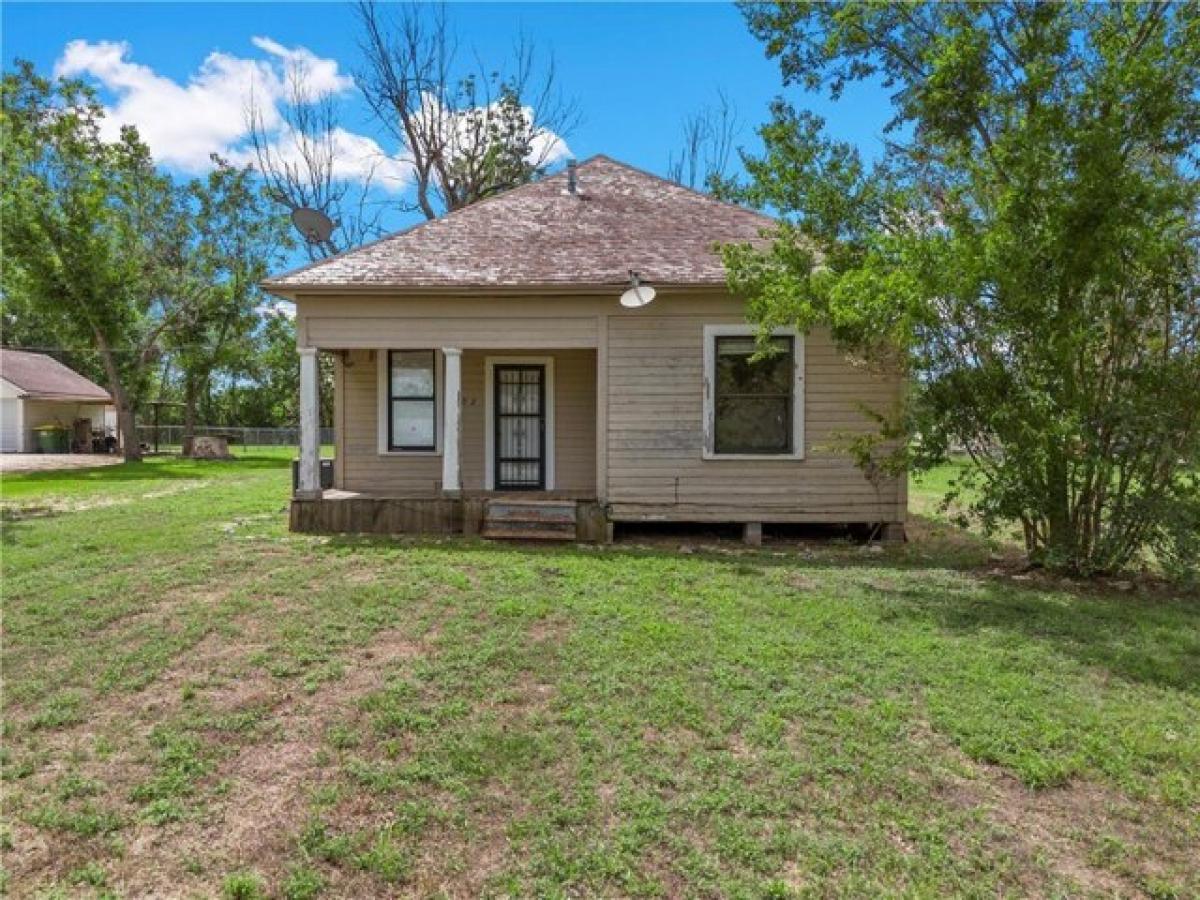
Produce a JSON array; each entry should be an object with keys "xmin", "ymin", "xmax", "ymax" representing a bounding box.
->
[{"xmin": 136, "ymin": 425, "xmax": 335, "ymax": 454}]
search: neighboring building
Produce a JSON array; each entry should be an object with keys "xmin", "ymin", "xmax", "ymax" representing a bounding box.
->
[
  {"xmin": 0, "ymin": 349, "xmax": 116, "ymax": 453},
  {"xmin": 265, "ymin": 155, "xmax": 905, "ymax": 542}
]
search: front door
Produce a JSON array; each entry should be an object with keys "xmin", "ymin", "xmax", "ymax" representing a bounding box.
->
[{"xmin": 494, "ymin": 364, "xmax": 546, "ymax": 490}]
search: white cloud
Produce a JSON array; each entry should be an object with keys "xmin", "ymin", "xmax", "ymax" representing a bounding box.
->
[
  {"xmin": 237, "ymin": 123, "xmax": 415, "ymax": 193},
  {"xmin": 53, "ymin": 37, "xmax": 412, "ymax": 191},
  {"xmin": 53, "ymin": 38, "xmax": 572, "ymax": 199},
  {"xmin": 418, "ymin": 91, "xmax": 572, "ymax": 175}
]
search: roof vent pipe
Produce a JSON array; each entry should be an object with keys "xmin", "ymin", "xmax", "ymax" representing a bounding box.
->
[{"xmin": 566, "ymin": 158, "xmax": 578, "ymax": 194}]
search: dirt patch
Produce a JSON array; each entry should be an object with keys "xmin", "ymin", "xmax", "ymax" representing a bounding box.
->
[
  {"xmin": 106, "ymin": 624, "xmax": 437, "ymax": 898},
  {"xmin": 1, "ymin": 480, "xmax": 211, "ymax": 519},
  {"xmin": 976, "ymin": 772, "xmax": 1130, "ymax": 895},
  {"xmin": 0, "ymin": 454, "xmax": 124, "ymax": 474},
  {"xmin": 908, "ymin": 720, "xmax": 1188, "ymax": 897},
  {"xmin": 786, "ymin": 572, "xmax": 818, "ymax": 592}
]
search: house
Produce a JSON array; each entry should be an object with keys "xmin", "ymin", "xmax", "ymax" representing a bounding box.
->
[
  {"xmin": 264, "ymin": 156, "xmax": 906, "ymax": 542},
  {"xmin": 0, "ymin": 349, "xmax": 116, "ymax": 454}
]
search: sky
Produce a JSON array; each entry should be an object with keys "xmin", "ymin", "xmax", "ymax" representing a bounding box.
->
[{"xmin": 2, "ymin": 1, "xmax": 896, "ymax": 241}]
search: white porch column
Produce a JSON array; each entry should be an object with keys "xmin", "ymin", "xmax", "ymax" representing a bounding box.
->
[
  {"xmin": 441, "ymin": 347, "xmax": 462, "ymax": 493},
  {"xmin": 297, "ymin": 347, "xmax": 322, "ymax": 499}
]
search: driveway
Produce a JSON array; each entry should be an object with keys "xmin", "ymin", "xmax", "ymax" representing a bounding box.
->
[{"xmin": 0, "ymin": 454, "xmax": 124, "ymax": 474}]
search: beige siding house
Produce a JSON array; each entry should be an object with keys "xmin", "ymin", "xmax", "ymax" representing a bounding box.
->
[{"xmin": 265, "ymin": 156, "xmax": 905, "ymax": 542}]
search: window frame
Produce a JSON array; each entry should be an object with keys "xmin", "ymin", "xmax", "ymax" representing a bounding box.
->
[
  {"xmin": 702, "ymin": 324, "xmax": 805, "ymax": 460},
  {"xmin": 377, "ymin": 349, "xmax": 443, "ymax": 456}
]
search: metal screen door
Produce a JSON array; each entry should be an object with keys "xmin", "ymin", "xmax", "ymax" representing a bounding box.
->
[{"xmin": 494, "ymin": 365, "xmax": 546, "ymax": 490}]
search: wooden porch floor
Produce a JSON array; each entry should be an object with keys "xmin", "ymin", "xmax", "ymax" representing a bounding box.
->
[{"xmin": 318, "ymin": 489, "xmax": 596, "ymax": 502}]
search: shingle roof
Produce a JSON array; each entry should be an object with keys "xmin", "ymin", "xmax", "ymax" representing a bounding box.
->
[
  {"xmin": 0, "ymin": 349, "xmax": 112, "ymax": 402},
  {"xmin": 264, "ymin": 155, "xmax": 775, "ymax": 292}
]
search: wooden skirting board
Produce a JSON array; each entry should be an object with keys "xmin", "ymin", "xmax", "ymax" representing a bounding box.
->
[
  {"xmin": 289, "ymin": 495, "xmax": 902, "ymax": 544},
  {"xmin": 290, "ymin": 495, "xmax": 609, "ymax": 543}
]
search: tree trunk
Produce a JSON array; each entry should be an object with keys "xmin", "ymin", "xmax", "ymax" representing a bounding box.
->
[
  {"xmin": 94, "ymin": 330, "xmax": 141, "ymax": 462},
  {"xmin": 1044, "ymin": 448, "xmax": 1076, "ymax": 570},
  {"xmin": 182, "ymin": 373, "xmax": 199, "ymax": 457}
]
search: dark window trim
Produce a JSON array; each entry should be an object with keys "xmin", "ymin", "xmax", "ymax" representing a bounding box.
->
[
  {"xmin": 713, "ymin": 334, "xmax": 794, "ymax": 455},
  {"xmin": 387, "ymin": 349, "xmax": 437, "ymax": 452}
]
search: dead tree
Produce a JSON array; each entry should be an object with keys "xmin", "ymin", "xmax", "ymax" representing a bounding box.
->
[
  {"xmin": 667, "ymin": 91, "xmax": 740, "ymax": 192},
  {"xmin": 354, "ymin": 0, "xmax": 580, "ymax": 220},
  {"xmin": 246, "ymin": 60, "xmax": 385, "ymax": 259}
]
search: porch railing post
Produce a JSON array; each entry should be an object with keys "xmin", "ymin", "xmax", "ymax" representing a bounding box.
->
[
  {"xmin": 442, "ymin": 347, "xmax": 462, "ymax": 493},
  {"xmin": 296, "ymin": 347, "xmax": 322, "ymax": 499}
]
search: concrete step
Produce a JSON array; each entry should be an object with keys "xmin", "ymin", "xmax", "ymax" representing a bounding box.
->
[
  {"xmin": 482, "ymin": 499, "xmax": 577, "ymax": 541},
  {"xmin": 481, "ymin": 527, "xmax": 576, "ymax": 541}
]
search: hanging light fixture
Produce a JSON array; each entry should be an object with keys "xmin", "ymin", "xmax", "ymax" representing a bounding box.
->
[{"xmin": 619, "ymin": 270, "xmax": 656, "ymax": 308}]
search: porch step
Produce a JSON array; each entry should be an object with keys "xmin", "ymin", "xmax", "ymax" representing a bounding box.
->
[{"xmin": 481, "ymin": 499, "xmax": 576, "ymax": 541}]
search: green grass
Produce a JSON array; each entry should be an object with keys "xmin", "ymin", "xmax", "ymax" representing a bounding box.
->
[{"xmin": 1, "ymin": 455, "xmax": 1197, "ymax": 897}]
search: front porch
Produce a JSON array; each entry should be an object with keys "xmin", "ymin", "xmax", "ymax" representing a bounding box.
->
[{"xmin": 292, "ymin": 343, "xmax": 606, "ymax": 540}]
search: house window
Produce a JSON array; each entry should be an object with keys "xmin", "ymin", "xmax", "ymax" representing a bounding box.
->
[
  {"xmin": 388, "ymin": 350, "xmax": 436, "ymax": 451},
  {"xmin": 704, "ymin": 326, "xmax": 804, "ymax": 458}
]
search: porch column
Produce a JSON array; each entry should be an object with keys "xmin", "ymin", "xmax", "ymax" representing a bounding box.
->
[
  {"xmin": 441, "ymin": 347, "xmax": 462, "ymax": 493},
  {"xmin": 296, "ymin": 347, "xmax": 322, "ymax": 499}
]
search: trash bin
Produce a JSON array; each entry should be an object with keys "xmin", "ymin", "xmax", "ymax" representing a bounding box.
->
[
  {"xmin": 33, "ymin": 425, "xmax": 69, "ymax": 454},
  {"xmin": 292, "ymin": 458, "xmax": 335, "ymax": 491}
]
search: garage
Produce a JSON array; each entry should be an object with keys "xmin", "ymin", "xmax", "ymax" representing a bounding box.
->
[{"xmin": 0, "ymin": 349, "xmax": 117, "ymax": 454}]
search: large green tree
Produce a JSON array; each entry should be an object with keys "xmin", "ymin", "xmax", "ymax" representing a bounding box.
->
[
  {"xmin": 2, "ymin": 64, "xmax": 298, "ymax": 455},
  {"xmin": 167, "ymin": 158, "xmax": 290, "ymax": 451},
  {"xmin": 725, "ymin": 2, "xmax": 1200, "ymax": 576},
  {"xmin": 2, "ymin": 62, "xmax": 183, "ymax": 460}
]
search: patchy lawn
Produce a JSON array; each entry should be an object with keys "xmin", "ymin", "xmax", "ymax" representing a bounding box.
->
[{"xmin": 1, "ymin": 456, "xmax": 1197, "ymax": 898}]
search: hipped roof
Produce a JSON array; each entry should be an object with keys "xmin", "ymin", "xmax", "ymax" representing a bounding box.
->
[{"xmin": 264, "ymin": 155, "xmax": 775, "ymax": 294}]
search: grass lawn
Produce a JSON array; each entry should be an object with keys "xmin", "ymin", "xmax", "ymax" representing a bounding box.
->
[{"xmin": 1, "ymin": 455, "xmax": 1197, "ymax": 898}]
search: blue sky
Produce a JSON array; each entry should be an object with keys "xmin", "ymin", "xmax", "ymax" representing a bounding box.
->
[{"xmin": 3, "ymin": 2, "xmax": 894, "ymax": 237}]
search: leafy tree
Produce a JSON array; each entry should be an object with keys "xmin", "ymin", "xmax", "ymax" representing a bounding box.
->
[
  {"xmin": 0, "ymin": 291, "xmax": 109, "ymax": 389},
  {"xmin": 725, "ymin": 2, "xmax": 1200, "ymax": 576},
  {"xmin": 2, "ymin": 62, "xmax": 183, "ymax": 460},
  {"xmin": 211, "ymin": 309, "xmax": 334, "ymax": 429},
  {"xmin": 167, "ymin": 158, "xmax": 291, "ymax": 451}
]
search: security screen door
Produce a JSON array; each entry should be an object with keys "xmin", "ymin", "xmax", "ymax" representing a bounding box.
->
[{"xmin": 493, "ymin": 364, "xmax": 545, "ymax": 490}]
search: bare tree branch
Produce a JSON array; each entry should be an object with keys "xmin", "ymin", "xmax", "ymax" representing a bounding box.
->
[
  {"xmin": 667, "ymin": 90, "xmax": 740, "ymax": 191},
  {"xmin": 354, "ymin": 0, "xmax": 580, "ymax": 219},
  {"xmin": 245, "ymin": 57, "xmax": 385, "ymax": 258}
]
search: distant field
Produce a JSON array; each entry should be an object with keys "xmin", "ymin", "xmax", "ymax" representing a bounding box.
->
[{"xmin": 1, "ymin": 455, "xmax": 1196, "ymax": 898}]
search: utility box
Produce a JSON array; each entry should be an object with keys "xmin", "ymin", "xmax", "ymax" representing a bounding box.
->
[{"xmin": 292, "ymin": 458, "xmax": 334, "ymax": 491}]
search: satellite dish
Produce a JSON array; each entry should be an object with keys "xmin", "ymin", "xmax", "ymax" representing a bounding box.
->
[
  {"xmin": 619, "ymin": 270, "xmax": 656, "ymax": 308},
  {"xmin": 291, "ymin": 207, "xmax": 335, "ymax": 245}
]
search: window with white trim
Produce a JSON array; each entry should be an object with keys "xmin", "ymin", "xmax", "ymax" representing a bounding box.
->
[
  {"xmin": 703, "ymin": 325, "xmax": 804, "ymax": 458},
  {"xmin": 388, "ymin": 350, "xmax": 436, "ymax": 451}
]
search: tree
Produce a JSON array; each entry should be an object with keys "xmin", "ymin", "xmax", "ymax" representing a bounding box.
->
[
  {"xmin": 246, "ymin": 61, "xmax": 385, "ymax": 259},
  {"xmin": 2, "ymin": 63, "xmax": 187, "ymax": 461},
  {"xmin": 355, "ymin": 0, "xmax": 579, "ymax": 220},
  {"xmin": 0, "ymin": 291, "xmax": 110, "ymax": 389},
  {"xmin": 215, "ymin": 309, "xmax": 334, "ymax": 429},
  {"xmin": 724, "ymin": 2, "xmax": 1200, "ymax": 577},
  {"xmin": 168, "ymin": 157, "xmax": 291, "ymax": 450},
  {"xmin": 247, "ymin": 2, "xmax": 577, "ymax": 261},
  {"xmin": 230, "ymin": 309, "xmax": 302, "ymax": 426}
]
